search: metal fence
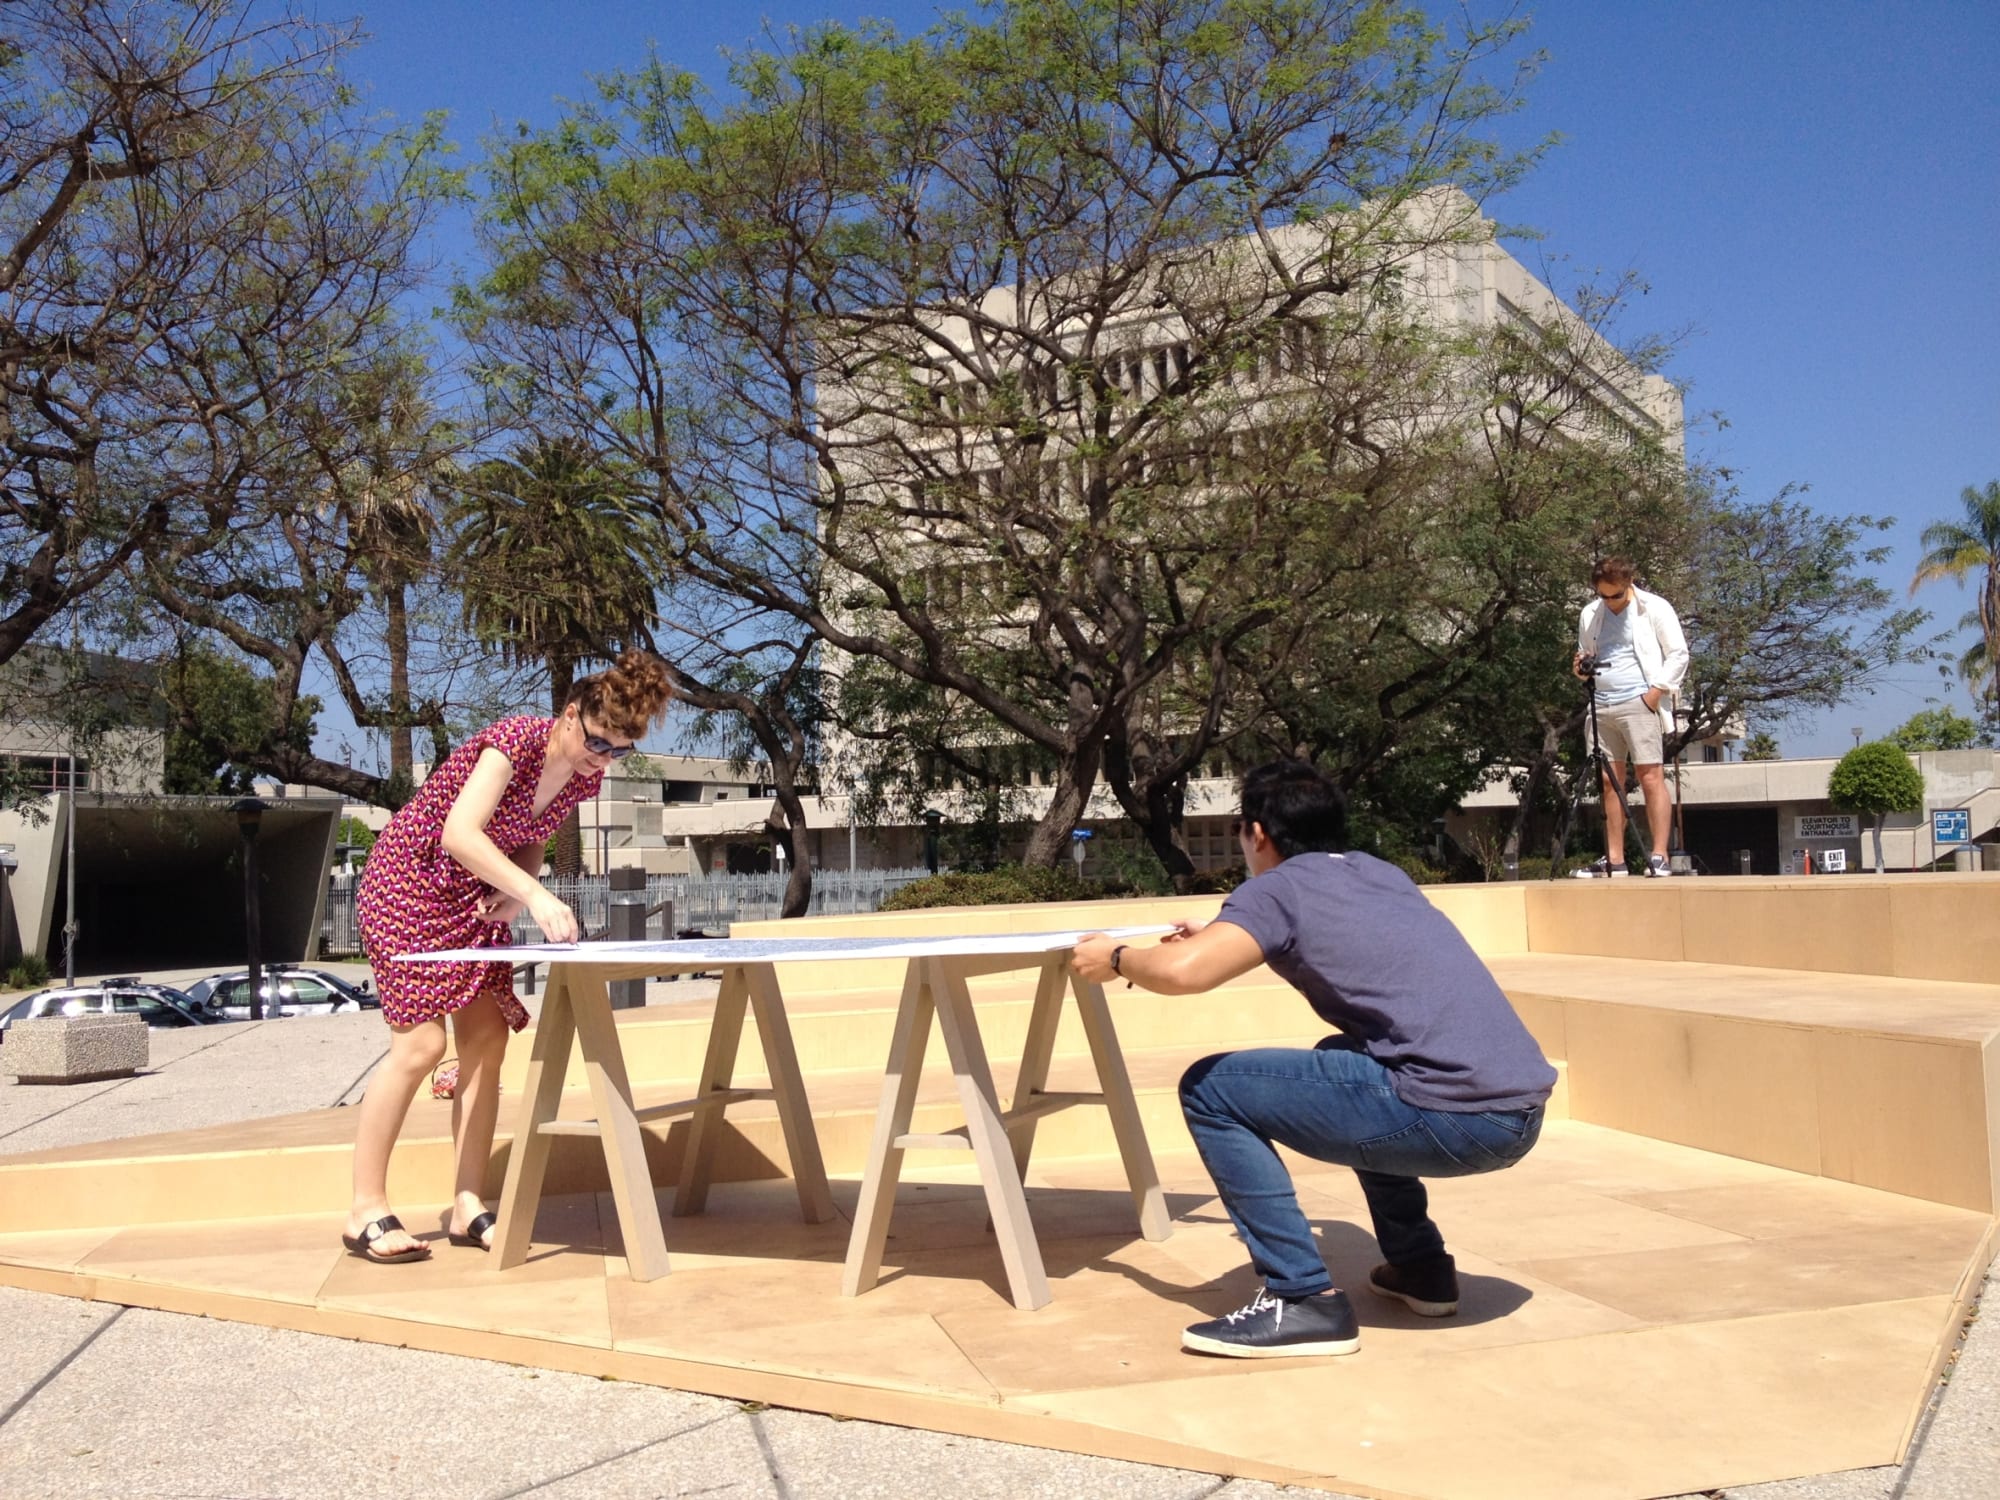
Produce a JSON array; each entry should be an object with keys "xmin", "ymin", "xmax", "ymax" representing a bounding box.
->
[{"xmin": 320, "ymin": 867, "xmax": 934, "ymax": 958}]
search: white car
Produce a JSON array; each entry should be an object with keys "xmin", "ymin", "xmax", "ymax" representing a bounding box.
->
[
  {"xmin": 0, "ymin": 980, "xmax": 218, "ymax": 1039},
  {"xmin": 183, "ymin": 967, "xmax": 374, "ymax": 1019}
]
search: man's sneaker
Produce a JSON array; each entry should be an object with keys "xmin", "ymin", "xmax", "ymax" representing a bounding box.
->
[
  {"xmin": 1645, "ymin": 854, "xmax": 1673, "ymax": 878},
  {"xmin": 1570, "ymin": 857, "xmax": 1629, "ymax": 879},
  {"xmin": 1368, "ymin": 1254, "xmax": 1460, "ymax": 1317},
  {"xmin": 1181, "ymin": 1288, "xmax": 1361, "ymax": 1359}
]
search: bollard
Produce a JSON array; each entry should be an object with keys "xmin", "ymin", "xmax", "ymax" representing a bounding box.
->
[
  {"xmin": 1954, "ymin": 846, "xmax": 1980, "ymax": 874},
  {"xmin": 1735, "ymin": 849, "xmax": 1753, "ymax": 876},
  {"xmin": 608, "ymin": 866, "xmax": 648, "ymax": 1008}
]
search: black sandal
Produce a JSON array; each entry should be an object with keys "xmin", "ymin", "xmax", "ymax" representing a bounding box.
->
[
  {"xmin": 448, "ymin": 1209, "xmax": 497, "ymax": 1251},
  {"xmin": 341, "ymin": 1214, "xmax": 431, "ymax": 1264}
]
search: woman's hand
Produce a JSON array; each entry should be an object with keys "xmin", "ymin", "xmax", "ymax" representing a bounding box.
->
[
  {"xmin": 478, "ymin": 890, "xmax": 525, "ymax": 925},
  {"xmin": 527, "ymin": 889, "xmax": 579, "ymax": 944}
]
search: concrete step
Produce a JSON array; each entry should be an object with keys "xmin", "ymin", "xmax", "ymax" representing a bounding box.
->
[
  {"xmin": 499, "ymin": 971, "xmax": 1319, "ymax": 1095},
  {"xmin": 0, "ymin": 1032, "xmax": 1568, "ymax": 1233}
]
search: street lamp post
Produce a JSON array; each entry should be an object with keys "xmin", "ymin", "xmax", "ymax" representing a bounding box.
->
[
  {"xmin": 233, "ymin": 797, "xmax": 269, "ymax": 1021},
  {"xmin": 920, "ymin": 808, "xmax": 943, "ymax": 875}
]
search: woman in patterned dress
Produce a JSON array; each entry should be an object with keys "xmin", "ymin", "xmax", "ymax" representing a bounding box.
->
[{"xmin": 341, "ymin": 652, "xmax": 673, "ymax": 1262}]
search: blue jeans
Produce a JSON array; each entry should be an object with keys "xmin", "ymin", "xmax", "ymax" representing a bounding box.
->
[{"xmin": 1179, "ymin": 1039, "xmax": 1545, "ymax": 1297}]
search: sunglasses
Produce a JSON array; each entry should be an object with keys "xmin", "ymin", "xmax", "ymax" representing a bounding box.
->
[
  {"xmin": 578, "ymin": 719, "xmax": 636, "ymax": 760},
  {"xmin": 1596, "ymin": 587, "xmax": 1630, "ymax": 602}
]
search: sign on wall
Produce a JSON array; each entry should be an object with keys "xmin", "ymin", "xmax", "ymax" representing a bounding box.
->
[
  {"xmin": 1933, "ymin": 808, "xmax": 1971, "ymax": 846},
  {"xmin": 1818, "ymin": 848, "xmax": 1848, "ymax": 873},
  {"xmin": 1795, "ymin": 813, "xmax": 1858, "ymax": 839}
]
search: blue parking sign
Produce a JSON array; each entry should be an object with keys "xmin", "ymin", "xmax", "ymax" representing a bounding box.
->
[{"xmin": 1933, "ymin": 808, "xmax": 1970, "ymax": 846}]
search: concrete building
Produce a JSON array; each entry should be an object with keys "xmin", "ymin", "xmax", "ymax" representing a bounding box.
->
[
  {"xmin": 1455, "ymin": 748, "xmax": 2000, "ymax": 876},
  {"xmin": 0, "ymin": 651, "xmax": 341, "ymax": 969}
]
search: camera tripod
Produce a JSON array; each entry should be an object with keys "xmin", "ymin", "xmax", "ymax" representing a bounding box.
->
[{"xmin": 1549, "ymin": 666, "xmax": 1685, "ymax": 878}]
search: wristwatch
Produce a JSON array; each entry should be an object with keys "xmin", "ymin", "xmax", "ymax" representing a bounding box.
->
[{"xmin": 1110, "ymin": 944, "xmax": 1128, "ymax": 975}]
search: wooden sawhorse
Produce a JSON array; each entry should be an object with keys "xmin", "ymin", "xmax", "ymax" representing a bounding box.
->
[
  {"xmin": 492, "ymin": 959, "xmax": 835, "ymax": 1281},
  {"xmin": 840, "ymin": 950, "xmax": 1170, "ymax": 1310}
]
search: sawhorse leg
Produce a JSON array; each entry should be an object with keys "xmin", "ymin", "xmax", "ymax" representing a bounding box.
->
[
  {"xmin": 1069, "ymin": 971, "xmax": 1170, "ymax": 1241},
  {"xmin": 493, "ymin": 966, "xmax": 577, "ymax": 1272},
  {"xmin": 571, "ymin": 968, "xmax": 672, "ymax": 1281},
  {"xmin": 674, "ymin": 964, "xmax": 834, "ymax": 1224},
  {"xmin": 841, "ymin": 961, "xmax": 935, "ymax": 1297}
]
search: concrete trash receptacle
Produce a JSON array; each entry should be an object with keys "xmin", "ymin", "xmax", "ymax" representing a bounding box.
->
[
  {"xmin": 2, "ymin": 1013, "xmax": 148, "ymax": 1084},
  {"xmin": 1954, "ymin": 846, "xmax": 1981, "ymax": 873}
]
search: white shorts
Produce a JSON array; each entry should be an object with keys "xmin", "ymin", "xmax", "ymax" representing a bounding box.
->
[{"xmin": 1595, "ymin": 695, "xmax": 1663, "ymax": 767}]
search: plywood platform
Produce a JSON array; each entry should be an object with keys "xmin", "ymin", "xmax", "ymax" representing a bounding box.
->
[{"xmin": 0, "ymin": 1124, "xmax": 1988, "ymax": 1500}]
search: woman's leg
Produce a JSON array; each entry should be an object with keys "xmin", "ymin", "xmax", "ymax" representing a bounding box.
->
[
  {"xmin": 348, "ymin": 1017, "xmax": 448, "ymax": 1253},
  {"xmin": 447, "ymin": 991, "xmax": 511, "ymax": 1244}
]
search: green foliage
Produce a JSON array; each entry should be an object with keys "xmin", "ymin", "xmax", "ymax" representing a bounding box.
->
[
  {"xmin": 1739, "ymin": 730, "xmax": 1781, "ymax": 762},
  {"xmin": 1093, "ymin": 839, "xmax": 1176, "ymax": 897},
  {"xmin": 1385, "ymin": 852, "xmax": 1452, "ymax": 886},
  {"xmin": 1827, "ymin": 742, "xmax": 1924, "ymax": 816},
  {"xmin": 1911, "ymin": 480, "xmax": 2000, "ymax": 703},
  {"xmin": 337, "ymin": 817, "xmax": 378, "ymax": 858},
  {"xmin": 1890, "ymin": 707, "xmax": 1986, "ymax": 753},
  {"xmin": 880, "ymin": 864, "xmax": 1100, "ymax": 910},
  {"xmin": 161, "ymin": 649, "xmax": 317, "ymax": 797},
  {"xmin": 4, "ymin": 954, "xmax": 50, "ymax": 990}
]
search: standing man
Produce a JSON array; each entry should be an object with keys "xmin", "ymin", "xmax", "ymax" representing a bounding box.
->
[
  {"xmin": 1572, "ymin": 556, "xmax": 1689, "ymax": 878},
  {"xmin": 1072, "ymin": 760, "xmax": 1556, "ymax": 1359}
]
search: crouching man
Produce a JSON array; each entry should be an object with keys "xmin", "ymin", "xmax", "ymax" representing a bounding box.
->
[{"xmin": 1072, "ymin": 760, "xmax": 1556, "ymax": 1358}]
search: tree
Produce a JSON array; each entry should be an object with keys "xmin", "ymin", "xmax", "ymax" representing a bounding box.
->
[
  {"xmin": 466, "ymin": 0, "xmax": 1543, "ymax": 874},
  {"xmin": 1667, "ymin": 486, "xmax": 1929, "ymax": 757},
  {"xmin": 0, "ymin": 1, "xmax": 421, "ymax": 665},
  {"xmin": 1889, "ymin": 707, "xmax": 1986, "ymax": 753},
  {"xmin": 445, "ymin": 438, "xmax": 671, "ymax": 875},
  {"xmin": 1911, "ymin": 480, "xmax": 2000, "ymax": 703},
  {"xmin": 1740, "ymin": 730, "xmax": 1780, "ymax": 761},
  {"xmin": 1827, "ymin": 741, "xmax": 1923, "ymax": 874},
  {"xmin": 159, "ymin": 644, "xmax": 316, "ymax": 796}
]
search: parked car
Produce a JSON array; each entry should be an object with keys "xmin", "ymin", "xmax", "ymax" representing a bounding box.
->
[
  {"xmin": 0, "ymin": 980, "xmax": 217, "ymax": 1040},
  {"xmin": 183, "ymin": 966, "xmax": 375, "ymax": 1019}
]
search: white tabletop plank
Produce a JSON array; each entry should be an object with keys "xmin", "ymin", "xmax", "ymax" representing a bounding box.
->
[{"xmin": 400, "ymin": 924, "xmax": 1175, "ymax": 965}]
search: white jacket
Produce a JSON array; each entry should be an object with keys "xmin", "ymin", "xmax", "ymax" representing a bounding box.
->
[{"xmin": 1577, "ymin": 585, "xmax": 1689, "ymax": 733}]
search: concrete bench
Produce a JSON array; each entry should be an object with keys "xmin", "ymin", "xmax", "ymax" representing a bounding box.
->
[{"xmin": 2, "ymin": 1014, "xmax": 147, "ymax": 1084}]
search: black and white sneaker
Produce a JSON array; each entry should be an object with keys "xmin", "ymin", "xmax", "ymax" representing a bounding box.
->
[
  {"xmin": 1570, "ymin": 857, "xmax": 1629, "ymax": 879},
  {"xmin": 1180, "ymin": 1287, "xmax": 1361, "ymax": 1359},
  {"xmin": 1645, "ymin": 854, "xmax": 1673, "ymax": 878},
  {"xmin": 1368, "ymin": 1254, "xmax": 1460, "ymax": 1317}
]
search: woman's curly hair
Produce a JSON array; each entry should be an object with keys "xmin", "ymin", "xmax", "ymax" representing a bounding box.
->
[{"xmin": 565, "ymin": 650, "xmax": 673, "ymax": 740}]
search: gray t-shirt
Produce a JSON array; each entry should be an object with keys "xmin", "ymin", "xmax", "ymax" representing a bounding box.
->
[{"xmin": 1216, "ymin": 851, "xmax": 1557, "ymax": 1111}]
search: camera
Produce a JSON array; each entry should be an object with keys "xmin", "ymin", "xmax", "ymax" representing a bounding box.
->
[{"xmin": 1575, "ymin": 651, "xmax": 1600, "ymax": 678}]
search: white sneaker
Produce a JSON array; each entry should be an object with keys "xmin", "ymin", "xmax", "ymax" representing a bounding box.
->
[
  {"xmin": 1645, "ymin": 855, "xmax": 1673, "ymax": 877},
  {"xmin": 1571, "ymin": 858, "xmax": 1629, "ymax": 879}
]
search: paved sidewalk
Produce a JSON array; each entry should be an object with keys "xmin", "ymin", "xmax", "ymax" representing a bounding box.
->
[{"xmin": 0, "ymin": 992, "xmax": 1994, "ymax": 1498}]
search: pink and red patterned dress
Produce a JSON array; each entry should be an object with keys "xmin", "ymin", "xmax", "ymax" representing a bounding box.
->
[{"xmin": 358, "ymin": 716, "xmax": 603, "ymax": 1032}]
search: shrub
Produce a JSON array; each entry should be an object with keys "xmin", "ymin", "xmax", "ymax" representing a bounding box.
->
[
  {"xmin": 5, "ymin": 953, "xmax": 51, "ymax": 989},
  {"xmin": 1386, "ymin": 852, "xmax": 1451, "ymax": 886},
  {"xmin": 880, "ymin": 863, "xmax": 1099, "ymax": 910}
]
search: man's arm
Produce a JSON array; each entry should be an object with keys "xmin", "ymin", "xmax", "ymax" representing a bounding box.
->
[
  {"xmin": 1072, "ymin": 921, "xmax": 1266, "ymax": 995},
  {"xmin": 1648, "ymin": 593, "xmax": 1690, "ymax": 695}
]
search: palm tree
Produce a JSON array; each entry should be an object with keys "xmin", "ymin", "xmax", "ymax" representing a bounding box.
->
[
  {"xmin": 1912, "ymin": 480, "xmax": 2000, "ymax": 703},
  {"xmin": 333, "ymin": 356, "xmax": 446, "ymax": 794},
  {"xmin": 445, "ymin": 437, "xmax": 671, "ymax": 875}
]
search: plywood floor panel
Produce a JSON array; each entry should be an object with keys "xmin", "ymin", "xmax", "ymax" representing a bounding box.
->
[{"xmin": 0, "ymin": 1125, "xmax": 1987, "ymax": 1500}]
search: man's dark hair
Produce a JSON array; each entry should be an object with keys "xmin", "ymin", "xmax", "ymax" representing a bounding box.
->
[
  {"xmin": 1240, "ymin": 760, "xmax": 1348, "ymax": 859},
  {"xmin": 1590, "ymin": 556, "xmax": 1638, "ymax": 587}
]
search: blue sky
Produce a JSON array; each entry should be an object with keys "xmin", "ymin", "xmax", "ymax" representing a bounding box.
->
[{"xmin": 345, "ymin": 1, "xmax": 1999, "ymax": 760}]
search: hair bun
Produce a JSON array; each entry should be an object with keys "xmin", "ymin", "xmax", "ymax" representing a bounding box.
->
[{"xmin": 572, "ymin": 650, "xmax": 674, "ymax": 739}]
